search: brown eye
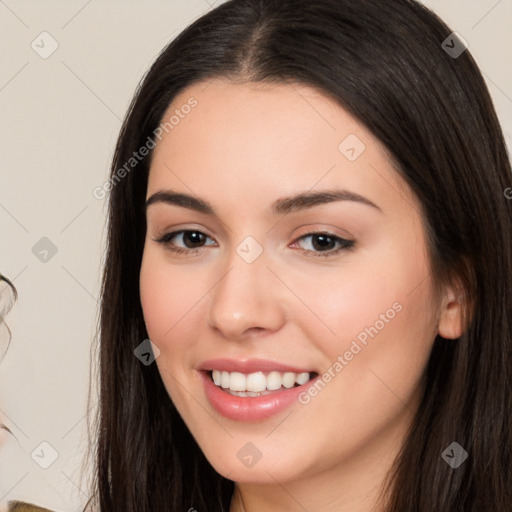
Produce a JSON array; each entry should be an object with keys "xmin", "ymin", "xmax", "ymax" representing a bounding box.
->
[
  {"xmin": 153, "ymin": 230, "xmax": 216, "ymax": 254},
  {"xmin": 178, "ymin": 231, "xmax": 207, "ymax": 248},
  {"xmin": 293, "ymin": 232, "xmax": 354, "ymax": 257}
]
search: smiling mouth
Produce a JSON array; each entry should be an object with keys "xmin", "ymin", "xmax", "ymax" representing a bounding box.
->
[{"xmin": 207, "ymin": 369, "xmax": 319, "ymax": 397}]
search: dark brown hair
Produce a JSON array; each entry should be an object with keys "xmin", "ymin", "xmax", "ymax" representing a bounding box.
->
[{"xmin": 85, "ymin": 1, "xmax": 512, "ymax": 510}]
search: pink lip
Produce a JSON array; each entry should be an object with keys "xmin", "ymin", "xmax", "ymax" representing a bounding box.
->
[
  {"xmin": 198, "ymin": 358, "xmax": 314, "ymax": 374},
  {"xmin": 198, "ymin": 370, "xmax": 320, "ymax": 421}
]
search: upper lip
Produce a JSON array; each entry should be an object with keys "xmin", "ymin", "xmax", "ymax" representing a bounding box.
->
[{"xmin": 198, "ymin": 358, "xmax": 315, "ymax": 374}]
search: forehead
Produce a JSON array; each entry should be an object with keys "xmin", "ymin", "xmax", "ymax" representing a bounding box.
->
[{"xmin": 147, "ymin": 78, "xmax": 416, "ymax": 219}]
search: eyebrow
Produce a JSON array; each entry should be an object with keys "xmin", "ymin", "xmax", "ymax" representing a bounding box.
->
[{"xmin": 144, "ymin": 188, "xmax": 383, "ymax": 216}]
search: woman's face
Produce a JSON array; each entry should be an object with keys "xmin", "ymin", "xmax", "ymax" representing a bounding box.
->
[{"xmin": 140, "ymin": 79, "xmax": 457, "ymax": 489}]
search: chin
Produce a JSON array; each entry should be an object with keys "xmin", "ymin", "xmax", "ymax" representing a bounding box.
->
[{"xmin": 202, "ymin": 446, "xmax": 307, "ymax": 484}]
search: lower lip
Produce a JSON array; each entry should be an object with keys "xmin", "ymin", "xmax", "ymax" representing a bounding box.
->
[{"xmin": 199, "ymin": 370, "xmax": 319, "ymax": 421}]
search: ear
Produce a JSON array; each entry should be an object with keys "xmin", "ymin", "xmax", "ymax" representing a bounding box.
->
[{"xmin": 437, "ymin": 284, "xmax": 466, "ymax": 339}]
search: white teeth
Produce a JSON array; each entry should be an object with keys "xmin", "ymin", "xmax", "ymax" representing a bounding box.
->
[
  {"xmin": 246, "ymin": 372, "xmax": 266, "ymax": 392},
  {"xmin": 229, "ymin": 372, "xmax": 246, "ymax": 391},
  {"xmin": 221, "ymin": 371, "xmax": 230, "ymax": 388},
  {"xmin": 296, "ymin": 372, "xmax": 310, "ymax": 385},
  {"xmin": 212, "ymin": 371, "xmax": 221, "ymax": 386},
  {"xmin": 210, "ymin": 369, "xmax": 313, "ymax": 392},
  {"xmin": 267, "ymin": 371, "xmax": 283, "ymax": 390},
  {"xmin": 282, "ymin": 372, "xmax": 296, "ymax": 388}
]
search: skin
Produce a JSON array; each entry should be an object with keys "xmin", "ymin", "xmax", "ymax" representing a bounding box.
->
[{"xmin": 139, "ymin": 78, "xmax": 464, "ymax": 512}]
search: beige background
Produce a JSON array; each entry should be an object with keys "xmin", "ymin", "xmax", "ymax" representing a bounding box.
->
[{"xmin": 0, "ymin": 1, "xmax": 511, "ymax": 510}]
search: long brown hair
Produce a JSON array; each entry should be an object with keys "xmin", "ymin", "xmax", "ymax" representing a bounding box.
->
[{"xmin": 85, "ymin": 1, "xmax": 512, "ymax": 510}]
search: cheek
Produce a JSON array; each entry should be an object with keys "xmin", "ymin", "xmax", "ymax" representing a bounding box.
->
[
  {"xmin": 139, "ymin": 249, "xmax": 206, "ymax": 411},
  {"xmin": 294, "ymin": 227, "xmax": 436, "ymax": 380},
  {"xmin": 293, "ymin": 222, "xmax": 428, "ymax": 341},
  {"xmin": 288, "ymin": 262, "xmax": 436, "ymax": 462},
  {"xmin": 286, "ymin": 258, "xmax": 404, "ymax": 354},
  {"xmin": 139, "ymin": 264, "xmax": 172, "ymax": 341},
  {"xmin": 139, "ymin": 249, "xmax": 206, "ymax": 342}
]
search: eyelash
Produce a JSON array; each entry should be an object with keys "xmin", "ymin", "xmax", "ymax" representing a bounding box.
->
[{"xmin": 152, "ymin": 230, "xmax": 355, "ymax": 258}]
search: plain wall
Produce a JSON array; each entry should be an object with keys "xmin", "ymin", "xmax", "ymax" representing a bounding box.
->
[{"xmin": 0, "ymin": 1, "xmax": 511, "ymax": 510}]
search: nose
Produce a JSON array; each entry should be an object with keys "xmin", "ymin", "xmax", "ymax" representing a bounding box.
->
[{"xmin": 207, "ymin": 250, "xmax": 286, "ymax": 340}]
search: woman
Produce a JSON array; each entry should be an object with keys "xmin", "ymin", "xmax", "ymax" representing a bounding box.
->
[{"xmin": 84, "ymin": 0, "xmax": 510, "ymax": 510}]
